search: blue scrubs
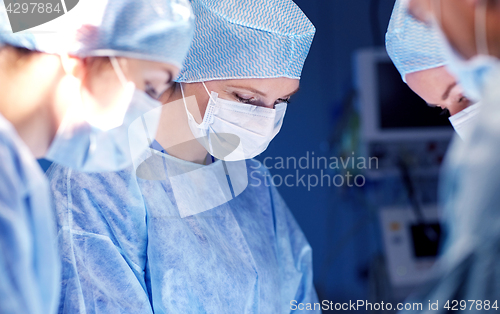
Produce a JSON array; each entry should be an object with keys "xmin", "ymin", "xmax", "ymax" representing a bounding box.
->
[
  {"xmin": 48, "ymin": 145, "xmax": 319, "ymax": 313},
  {"xmin": 0, "ymin": 114, "xmax": 60, "ymax": 314}
]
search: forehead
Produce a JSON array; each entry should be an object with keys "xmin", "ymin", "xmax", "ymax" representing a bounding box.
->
[
  {"xmin": 405, "ymin": 66, "xmax": 455, "ymax": 103},
  {"xmin": 212, "ymin": 77, "xmax": 300, "ymax": 97}
]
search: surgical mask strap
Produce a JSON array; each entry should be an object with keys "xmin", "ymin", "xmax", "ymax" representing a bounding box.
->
[
  {"xmin": 475, "ymin": 0, "xmax": 489, "ymax": 56},
  {"xmin": 110, "ymin": 57, "xmax": 157, "ymax": 158},
  {"xmin": 109, "ymin": 56, "xmax": 129, "ymax": 86},
  {"xmin": 181, "ymin": 82, "xmax": 217, "ymax": 123},
  {"xmin": 179, "ymin": 82, "xmax": 189, "ymax": 112},
  {"xmin": 180, "ymin": 82, "xmax": 200, "ymax": 124},
  {"xmin": 201, "ymin": 81, "xmax": 217, "ymax": 104}
]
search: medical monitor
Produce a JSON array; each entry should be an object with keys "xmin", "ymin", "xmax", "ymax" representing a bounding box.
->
[{"xmin": 355, "ymin": 48, "xmax": 454, "ymax": 142}]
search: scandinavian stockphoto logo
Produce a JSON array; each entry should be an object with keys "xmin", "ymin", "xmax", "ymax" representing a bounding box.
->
[{"xmin": 4, "ymin": 0, "xmax": 78, "ymax": 33}]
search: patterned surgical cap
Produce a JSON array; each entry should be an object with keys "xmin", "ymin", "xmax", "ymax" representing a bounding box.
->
[
  {"xmin": 0, "ymin": 0, "xmax": 195, "ymax": 68},
  {"xmin": 386, "ymin": 0, "xmax": 447, "ymax": 82},
  {"xmin": 176, "ymin": 0, "xmax": 316, "ymax": 82}
]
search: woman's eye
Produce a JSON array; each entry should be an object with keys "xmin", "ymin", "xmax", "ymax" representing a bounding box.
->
[
  {"xmin": 440, "ymin": 108, "xmax": 450, "ymax": 117},
  {"xmin": 457, "ymin": 96, "xmax": 473, "ymax": 108},
  {"xmin": 235, "ymin": 94, "xmax": 254, "ymax": 104},
  {"xmin": 145, "ymin": 83, "xmax": 159, "ymax": 99},
  {"xmin": 277, "ymin": 98, "xmax": 291, "ymax": 104}
]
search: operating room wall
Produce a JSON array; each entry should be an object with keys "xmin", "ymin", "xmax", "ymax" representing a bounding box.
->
[{"xmin": 254, "ymin": 0, "xmax": 396, "ymax": 305}]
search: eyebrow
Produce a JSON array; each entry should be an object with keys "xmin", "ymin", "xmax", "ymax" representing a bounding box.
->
[
  {"xmin": 442, "ymin": 82, "xmax": 457, "ymax": 101},
  {"xmin": 226, "ymin": 85, "xmax": 300, "ymax": 99}
]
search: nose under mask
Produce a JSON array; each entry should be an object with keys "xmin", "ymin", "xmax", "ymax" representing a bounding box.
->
[{"xmin": 180, "ymin": 82, "xmax": 287, "ymax": 161}]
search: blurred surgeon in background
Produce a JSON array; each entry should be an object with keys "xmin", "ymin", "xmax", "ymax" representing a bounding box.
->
[
  {"xmin": 386, "ymin": 0, "xmax": 480, "ymax": 139},
  {"xmin": 0, "ymin": 0, "xmax": 194, "ymax": 312},
  {"xmin": 46, "ymin": 0, "xmax": 319, "ymax": 312},
  {"xmin": 396, "ymin": 0, "xmax": 500, "ymax": 310}
]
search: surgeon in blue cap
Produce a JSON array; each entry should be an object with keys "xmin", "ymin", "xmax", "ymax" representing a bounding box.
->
[
  {"xmin": 47, "ymin": 0, "xmax": 318, "ymax": 312},
  {"xmin": 0, "ymin": 0, "xmax": 194, "ymax": 312},
  {"xmin": 390, "ymin": 0, "xmax": 500, "ymax": 312},
  {"xmin": 386, "ymin": 0, "xmax": 480, "ymax": 139}
]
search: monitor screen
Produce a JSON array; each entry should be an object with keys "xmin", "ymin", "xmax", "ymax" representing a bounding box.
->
[
  {"xmin": 377, "ymin": 62, "xmax": 453, "ymax": 129},
  {"xmin": 410, "ymin": 223, "xmax": 442, "ymax": 258}
]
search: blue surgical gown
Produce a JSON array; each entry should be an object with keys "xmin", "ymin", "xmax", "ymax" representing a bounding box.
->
[
  {"xmin": 47, "ymin": 149, "xmax": 319, "ymax": 313},
  {"xmin": 0, "ymin": 113, "xmax": 60, "ymax": 313},
  {"xmin": 400, "ymin": 69, "xmax": 500, "ymax": 312}
]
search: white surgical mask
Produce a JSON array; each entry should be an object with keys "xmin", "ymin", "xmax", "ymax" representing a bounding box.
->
[
  {"xmin": 45, "ymin": 57, "xmax": 163, "ymax": 172},
  {"xmin": 432, "ymin": 0, "xmax": 500, "ymax": 102},
  {"xmin": 449, "ymin": 102, "xmax": 481, "ymax": 140},
  {"xmin": 180, "ymin": 82, "xmax": 287, "ymax": 161}
]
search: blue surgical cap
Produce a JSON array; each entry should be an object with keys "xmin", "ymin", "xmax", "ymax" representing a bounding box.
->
[
  {"xmin": 0, "ymin": 0, "xmax": 195, "ymax": 68},
  {"xmin": 386, "ymin": 0, "xmax": 447, "ymax": 82},
  {"xmin": 176, "ymin": 0, "xmax": 316, "ymax": 83}
]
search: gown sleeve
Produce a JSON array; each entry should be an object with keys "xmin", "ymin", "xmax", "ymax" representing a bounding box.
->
[{"xmin": 0, "ymin": 134, "xmax": 59, "ymax": 314}]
